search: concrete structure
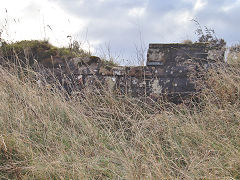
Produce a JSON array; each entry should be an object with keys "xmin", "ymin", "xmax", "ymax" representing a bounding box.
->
[{"xmin": 36, "ymin": 42, "xmax": 225, "ymax": 101}]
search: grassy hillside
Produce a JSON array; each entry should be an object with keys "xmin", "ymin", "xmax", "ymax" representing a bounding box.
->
[{"xmin": 0, "ymin": 46, "xmax": 240, "ymax": 179}]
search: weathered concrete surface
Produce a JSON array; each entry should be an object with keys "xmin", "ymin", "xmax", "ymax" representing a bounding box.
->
[
  {"xmin": 147, "ymin": 43, "xmax": 224, "ymax": 66},
  {"xmin": 35, "ymin": 43, "xmax": 225, "ymax": 101}
]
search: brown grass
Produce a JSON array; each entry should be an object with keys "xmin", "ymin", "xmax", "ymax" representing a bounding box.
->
[{"xmin": 0, "ymin": 61, "xmax": 240, "ymax": 179}]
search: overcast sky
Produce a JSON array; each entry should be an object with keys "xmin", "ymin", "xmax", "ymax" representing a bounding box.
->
[{"xmin": 1, "ymin": 0, "xmax": 240, "ymax": 64}]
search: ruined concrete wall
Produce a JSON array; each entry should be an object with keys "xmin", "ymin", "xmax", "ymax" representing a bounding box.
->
[
  {"xmin": 71, "ymin": 43, "xmax": 223, "ymax": 97},
  {"xmin": 77, "ymin": 65, "xmax": 195, "ymax": 97},
  {"xmin": 36, "ymin": 43, "xmax": 224, "ymax": 100},
  {"xmin": 147, "ymin": 43, "xmax": 220, "ymax": 66}
]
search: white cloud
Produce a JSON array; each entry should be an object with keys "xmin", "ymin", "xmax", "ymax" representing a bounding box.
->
[
  {"xmin": 182, "ymin": 0, "xmax": 207, "ymax": 12},
  {"xmin": 222, "ymin": 0, "xmax": 240, "ymax": 12},
  {"xmin": 128, "ymin": 7, "xmax": 146, "ymax": 18},
  {"xmin": 0, "ymin": 0, "xmax": 32, "ymax": 15},
  {"xmin": 0, "ymin": 0, "xmax": 88, "ymax": 47},
  {"xmin": 175, "ymin": 11, "xmax": 193, "ymax": 24},
  {"xmin": 193, "ymin": 0, "xmax": 207, "ymax": 11}
]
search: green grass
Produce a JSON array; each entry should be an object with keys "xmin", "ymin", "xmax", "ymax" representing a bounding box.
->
[
  {"xmin": 0, "ymin": 40, "xmax": 90, "ymax": 66},
  {"xmin": 0, "ymin": 58, "xmax": 240, "ymax": 179}
]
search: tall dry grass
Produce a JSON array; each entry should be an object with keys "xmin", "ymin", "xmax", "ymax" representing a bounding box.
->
[{"xmin": 0, "ymin": 61, "xmax": 240, "ymax": 179}]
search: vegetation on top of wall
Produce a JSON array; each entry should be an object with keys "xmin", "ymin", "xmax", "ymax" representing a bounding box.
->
[
  {"xmin": 101, "ymin": 58, "xmax": 118, "ymax": 69},
  {"xmin": 0, "ymin": 40, "xmax": 91, "ymax": 66},
  {"xmin": 0, "ymin": 39, "xmax": 119, "ymax": 69},
  {"xmin": 181, "ymin": 39, "xmax": 193, "ymax": 44},
  {"xmin": 193, "ymin": 19, "xmax": 226, "ymax": 50}
]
